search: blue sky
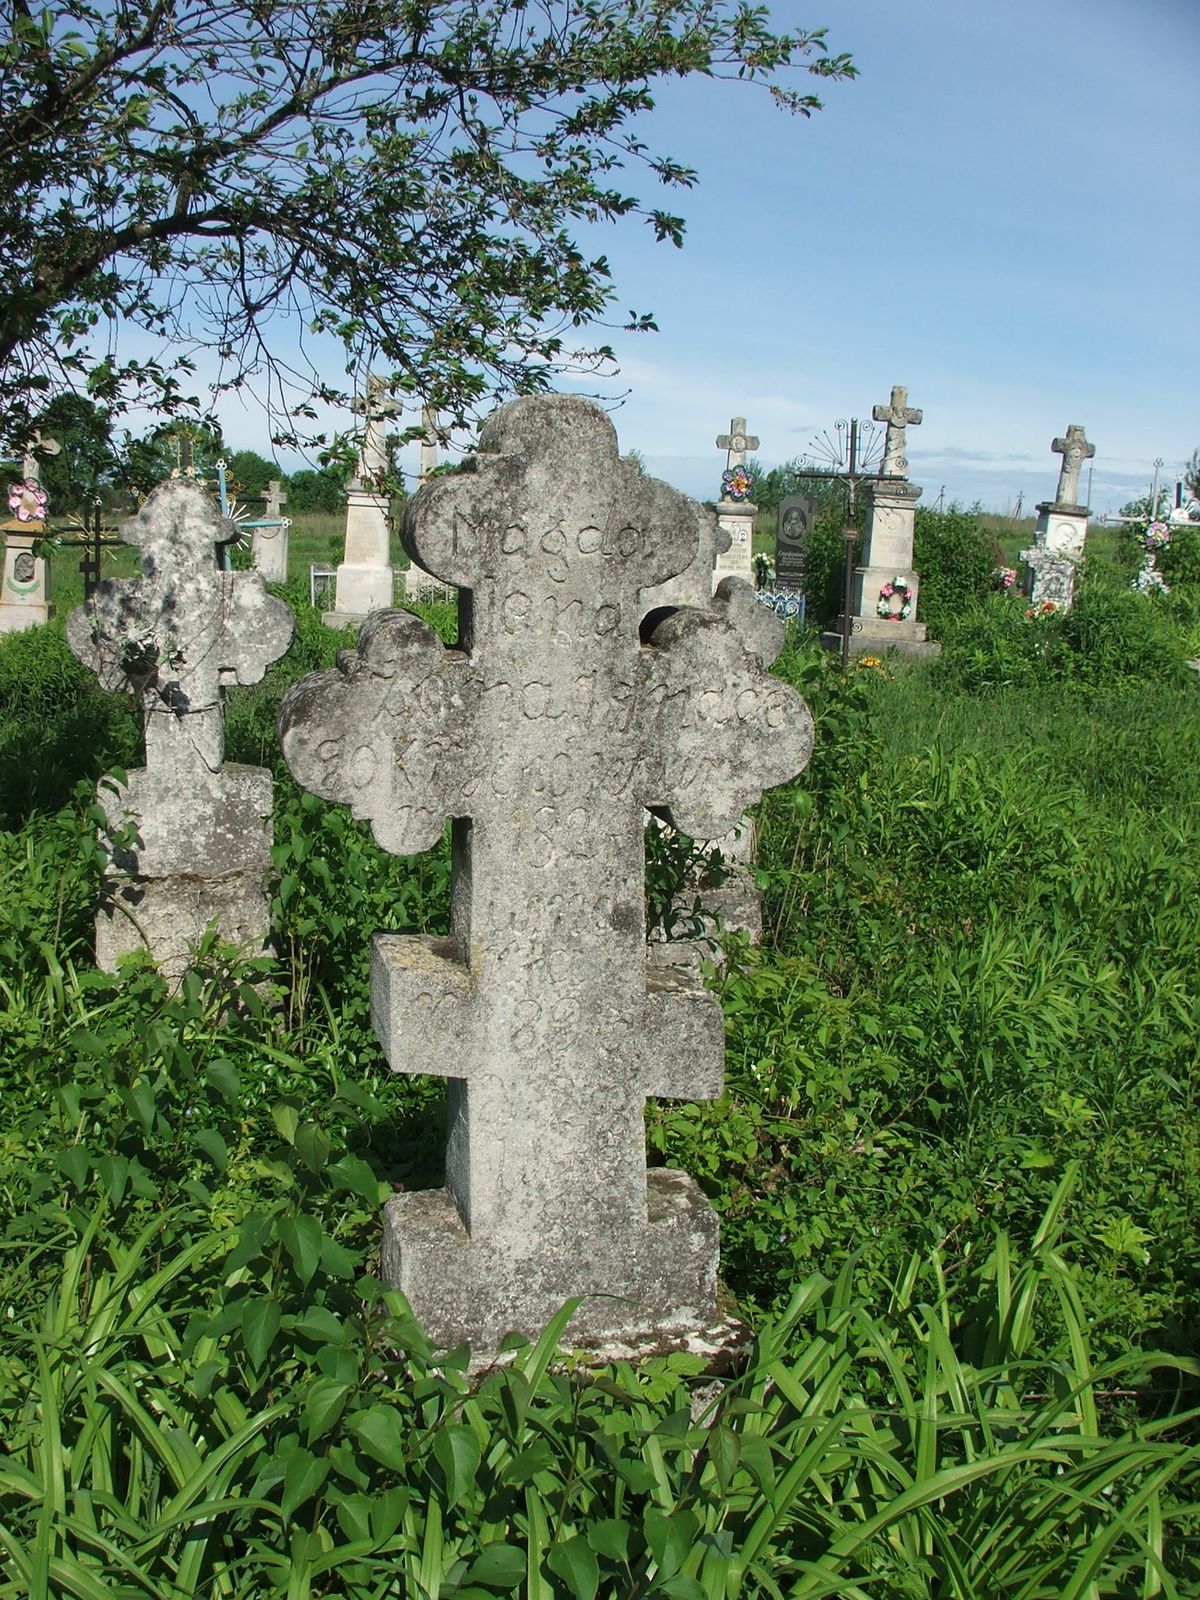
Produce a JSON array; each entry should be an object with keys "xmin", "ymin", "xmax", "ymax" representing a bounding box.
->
[{"xmin": 215, "ymin": 0, "xmax": 1199, "ymax": 517}]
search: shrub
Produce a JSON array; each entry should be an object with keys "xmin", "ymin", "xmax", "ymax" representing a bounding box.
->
[{"xmin": 912, "ymin": 503, "xmax": 1001, "ymax": 638}]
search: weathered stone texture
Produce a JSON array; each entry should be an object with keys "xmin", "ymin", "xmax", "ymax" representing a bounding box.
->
[
  {"xmin": 68, "ymin": 477, "xmax": 293, "ymax": 976},
  {"xmin": 281, "ymin": 395, "xmax": 814, "ymax": 1352}
]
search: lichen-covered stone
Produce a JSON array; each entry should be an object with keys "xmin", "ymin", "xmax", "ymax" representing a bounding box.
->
[
  {"xmin": 280, "ymin": 395, "xmax": 814, "ymax": 1352},
  {"xmin": 68, "ymin": 477, "xmax": 293, "ymax": 975}
]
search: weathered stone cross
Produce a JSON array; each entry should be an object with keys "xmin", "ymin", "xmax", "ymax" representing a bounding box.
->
[
  {"xmin": 716, "ymin": 416, "xmax": 759, "ymax": 473},
  {"xmin": 1051, "ymin": 424, "xmax": 1095, "ymax": 507},
  {"xmin": 280, "ymin": 395, "xmax": 813, "ymax": 1350},
  {"xmin": 263, "ymin": 478, "xmax": 287, "ymax": 519},
  {"xmin": 351, "ymin": 374, "xmax": 402, "ymax": 489},
  {"xmin": 69, "ymin": 478, "xmax": 293, "ymax": 778},
  {"xmin": 67, "ymin": 478, "xmax": 293, "ymax": 973},
  {"xmin": 873, "ymin": 384, "xmax": 923, "ymax": 478}
]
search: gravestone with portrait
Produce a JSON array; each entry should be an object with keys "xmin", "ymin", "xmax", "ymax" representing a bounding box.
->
[
  {"xmin": 712, "ymin": 416, "xmax": 758, "ymax": 587},
  {"xmin": 68, "ymin": 478, "xmax": 293, "ymax": 977},
  {"xmin": 775, "ymin": 493, "xmax": 814, "ymax": 591},
  {"xmin": 1, "ymin": 434, "xmax": 58, "ymax": 633},
  {"xmin": 1021, "ymin": 424, "xmax": 1094, "ymax": 610},
  {"xmin": 325, "ymin": 375, "xmax": 398, "ymax": 627},
  {"xmin": 280, "ymin": 394, "xmax": 814, "ymax": 1354}
]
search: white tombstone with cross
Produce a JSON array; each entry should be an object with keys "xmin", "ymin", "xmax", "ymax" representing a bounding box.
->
[
  {"xmin": 326, "ymin": 376, "xmax": 399, "ymax": 626},
  {"xmin": 842, "ymin": 383, "xmax": 936, "ymax": 654},
  {"xmin": 712, "ymin": 415, "xmax": 759, "ymax": 587},
  {"xmin": 280, "ymin": 395, "xmax": 814, "ymax": 1352},
  {"xmin": 1021, "ymin": 423, "xmax": 1095, "ymax": 608},
  {"xmin": 68, "ymin": 478, "xmax": 293, "ymax": 976},
  {"xmin": 250, "ymin": 478, "xmax": 291, "ymax": 584}
]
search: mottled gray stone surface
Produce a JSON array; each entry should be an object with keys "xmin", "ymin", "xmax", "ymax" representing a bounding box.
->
[
  {"xmin": 280, "ymin": 394, "xmax": 814, "ymax": 1353},
  {"xmin": 1049, "ymin": 424, "xmax": 1095, "ymax": 510},
  {"xmin": 68, "ymin": 478, "xmax": 293, "ymax": 976}
]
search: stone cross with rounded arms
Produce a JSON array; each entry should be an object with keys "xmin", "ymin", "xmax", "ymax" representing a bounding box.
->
[
  {"xmin": 873, "ymin": 384, "xmax": 922, "ymax": 479},
  {"xmin": 280, "ymin": 395, "xmax": 813, "ymax": 1351},
  {"xmin": 1051, "ymin": 424, "xmax": 1095, "ymax": 507},
  {"xmin": 716, "ymin": 416, "xmax": 759, "ymax": 473}
]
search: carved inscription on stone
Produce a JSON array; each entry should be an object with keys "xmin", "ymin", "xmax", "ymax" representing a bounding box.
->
[{"xmin": 280, "ymin": 395, "xmax": 815, "ymax": 1351}]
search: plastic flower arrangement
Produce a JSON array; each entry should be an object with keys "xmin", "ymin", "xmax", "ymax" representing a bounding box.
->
[
  {"xmin": 996, "ymin": 566, "xmax": 1018, "ymax": 590},
  {"xmin": 876, "ymin": 576, "xmax": 912, "ymax": 621},
  {"xmin": 1144, "ymin": 521, "xmax": 1171, "ymax": 552},
  {"xmin": 721, "ymin": 465, "xmax": 754, "ymax": 502},
  {"xmin": 7, "ymin": 479, "xmax": 48, "ymax": 523}
]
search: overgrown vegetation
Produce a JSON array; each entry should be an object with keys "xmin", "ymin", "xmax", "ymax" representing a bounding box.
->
[{"xmin": 1, "ymin": 529, "xmax": 1199, "ymax": 1593}]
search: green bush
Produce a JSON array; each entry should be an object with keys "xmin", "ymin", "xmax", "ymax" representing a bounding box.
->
[{"xmin": 912, "ymin": 503, "xmax": 1000, "ymax": 638}]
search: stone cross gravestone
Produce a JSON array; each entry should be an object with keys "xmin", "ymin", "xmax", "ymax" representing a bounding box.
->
[
  {"xmin": 280, "ymin": 395, "xmax": 813, "ymax": 1352},
  {"xmin": 326, "ymin": 376, "xmax": 399, "ymax": 626},
  {"xmin": 1022, "ymin": 423, "xmax": 1095, "ymax": 609},
  {"xmin": 713, "ymin": 416, "xmax": 759, "ymax": 587},
  {"xmin": 404, "ymin": 407, "xmax": 455, "ymax": 601},
  {"xmin": 838, "ymin": 383, "xmax": 936, "ymax": 656},
  {"xmin": 1050, "ymin": 423, "xmax": 1095, "ymax": 509},
  {"xmin": 1, "ymin": 430, "xmax": 59, "ymax": 634},
  {"xmin": 250, "ymin": 477, "xmax": 290, "ymax": 583},
  {"xmin": 873, "ymin": 384, "xmax": 922, "ymax": 478},
  {"xmin": 68, "ymin": 478, "xmax": 293, "ymax": 976}
]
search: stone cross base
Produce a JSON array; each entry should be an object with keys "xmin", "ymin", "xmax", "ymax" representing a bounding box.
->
[
  {"xmin": 252, "ymin": 523, "xmax": 289, "ymax": 584},
  {"xmin": 860, "ymin": 487, "xmax": 920, "ymax": 575},
  {"xmin": 1034, "ymin": 503, "xmax": 1088, "ymax": 559},
  {"xmin": 1021, "ymin": 545, "xmax": 1078, "ymax": 610},
  {"xmin": 851, "ymin": 563, "xmax": 925, "ymax": 623},
  {"xmin": 96, "ymin": 763, "xmax": 274, "ymax": 980},
  {"xmin": 713, "ymin": 502, "xmax": 756, "ymax": 586},
  {"xmin": 822, "ymin": 616, "xmax": 940, "ymax": 659},
  {"xmin": 382, "ymin": 1167, "xmax": 719, "ymax": 1350},
  {"xmin": 328, "ymin": 491, "xmax": 393, "ymax": 623},
  {"xmin": 0, "ymin": 530, "xmax": 52, "ymax": 633}
]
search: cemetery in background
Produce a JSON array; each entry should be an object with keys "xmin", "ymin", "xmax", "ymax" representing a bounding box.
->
[{"xmin": 1, "ymin": 406, "xmax": 1199, "ymax": 1593}]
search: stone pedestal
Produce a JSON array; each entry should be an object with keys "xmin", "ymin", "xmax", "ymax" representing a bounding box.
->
[
  {"xmin": 1021, "ymin": 499, "xmax": 1088, "ymax": 609},
  {"xmin": 0, "ymin": 525, "xmax": 53, "ymax": 632},
  {"xmin": 324, "ymin": 490, "xmax": 393, "ymax": 626},
  {"xmin": 824, "ymin": 478, "xmax": 938, "ymax": 657},
  {"xmin": 96, "ymin": 765, "xmax": 275, "ymax": 980},
  {"xmin": 251, "ymin": 519, "xmax": 290, "ymax": 584},
  {"xmin": 712, "ymin": 502, "xmax": 756, "ymax": 587}
]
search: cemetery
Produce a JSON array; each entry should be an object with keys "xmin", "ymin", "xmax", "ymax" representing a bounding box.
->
[{"xmin": 1, "ymin": 0, "xmax": 1199, "ymax": 1593}]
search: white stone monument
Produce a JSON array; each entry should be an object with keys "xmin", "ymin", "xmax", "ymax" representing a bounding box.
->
[
  {"xmin": 324, "ymin": 376, "xmax": 398, "ymax": 627},
  {"xmin": 68, "ymin": 479, "xmax": 293, "ymax": 978},
  {"xmin": 251, "ymin": 478, "xmax": 290, "ymax": 583},
  {"xmin": 0, "ymin": 433, "xmax": 59, "ymax": 633},
  {"xmin": 712, "ymin": 417, "xmax": 758, "ymax": 586},
  {"xmin": 280, "ymin": 395, "xmax": 814, "ymax": 1355},
  {"xmin": 843, "ymin": 384, "xmax": 937, "ymax": 656},
  {"xmin": 404, "ymin": 406, "xmax": 454, "ymax": 602},
  {"xmin": 1021, "ymin": 424, "xmax": 1095, "ymax": 610}
]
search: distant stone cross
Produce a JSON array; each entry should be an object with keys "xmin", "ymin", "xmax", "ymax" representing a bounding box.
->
[
  {"xmin": 20, "ymin": 428, "xmax": 59, "ymax": 484},
  {"xmin": 419, "ymin": 405, "xmax": 439, "ymax": 482},
  {"xmin": 717, "ymin": 416, "xmax": 759, "ymax": 472},
  {"xmin": 280, "ymin": 395, "xmax": 813, "ymax": 1351},
  {"xmin": 68, "ymin": 478, "xmax": 293, "ymax": 777},
  {"xmin": 1051, "ymin": 424, "xmax": 1095, "ymax": 506},
  {"xmin": 351, "ymin": 374, "xmax": 402, "ymax": 488},
  {"xmin": 263, "ymin": 479, "xmax": 286, "ymax": 519},
  {"xmin": 873, "ymin": 384, "xmax": 922, "ymax": 478}
]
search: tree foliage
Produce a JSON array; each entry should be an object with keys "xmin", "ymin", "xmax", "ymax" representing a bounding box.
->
[
  {"xmin": 0, "ymin": 1, "xmax": 852, "ymax": 447},
  {"xmin": 25, "ymin": 393, "xmax": 118, "ymax": 517}
]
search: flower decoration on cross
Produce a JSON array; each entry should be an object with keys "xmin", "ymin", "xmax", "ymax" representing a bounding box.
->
[
  {"xmin": 721, "ymin": 465, "xmax": 754, "ymax": 502},
  {"xmin": 8, "ymin": 479, "xmax": 48, "ymax": 523}
]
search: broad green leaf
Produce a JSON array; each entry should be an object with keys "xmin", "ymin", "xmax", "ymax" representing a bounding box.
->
[
  {"xmin": 303, "ymin": 1377, "xmax": 352, "ymax": 1443},
  {"xmin": 464, "ymin": 1543, "xmax": 526, "ymax": 1588},
  {"xmin": 278, "ymin": 1214, "xmax": 323, "ymax": 1286},
  {"xmin": 346, "ymin": 1405, "xmax": 408, "ymax": 1472},
  {"xmin": 281, "ymin": 1448, "xmax": 330, "ymax": 1521},
  {"xmin": 547, "ymin": 1535, "xmax": 599, "ymax": 1600},
  {"xmin": 241, "ymin": 1297, "xmax": 282, "ymax": 1368},
  {"xmin": 434, "ymin": 1424, "xmax": 482, "ymax": 1509}
]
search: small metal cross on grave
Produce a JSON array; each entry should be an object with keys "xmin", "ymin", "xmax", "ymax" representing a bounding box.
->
[
  {"xmin": 68, "ymin": 478, "xmax": 293, "ymax": 778},
  {"xmin": 1051, "ymin": 424, "xmax": 1095, "ymax": 507},
  {"xmin": 872, "ymin": 384, "xmax": 923, "ymax": 478},
  {"xmin": 280, "ymin": 394, "xmax": 813, "ymax": 1350}
]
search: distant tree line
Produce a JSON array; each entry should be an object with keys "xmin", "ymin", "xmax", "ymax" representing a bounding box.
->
[{"xmin": 1, "ymin": 395, "xmax": 410, "ymax": 520}]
